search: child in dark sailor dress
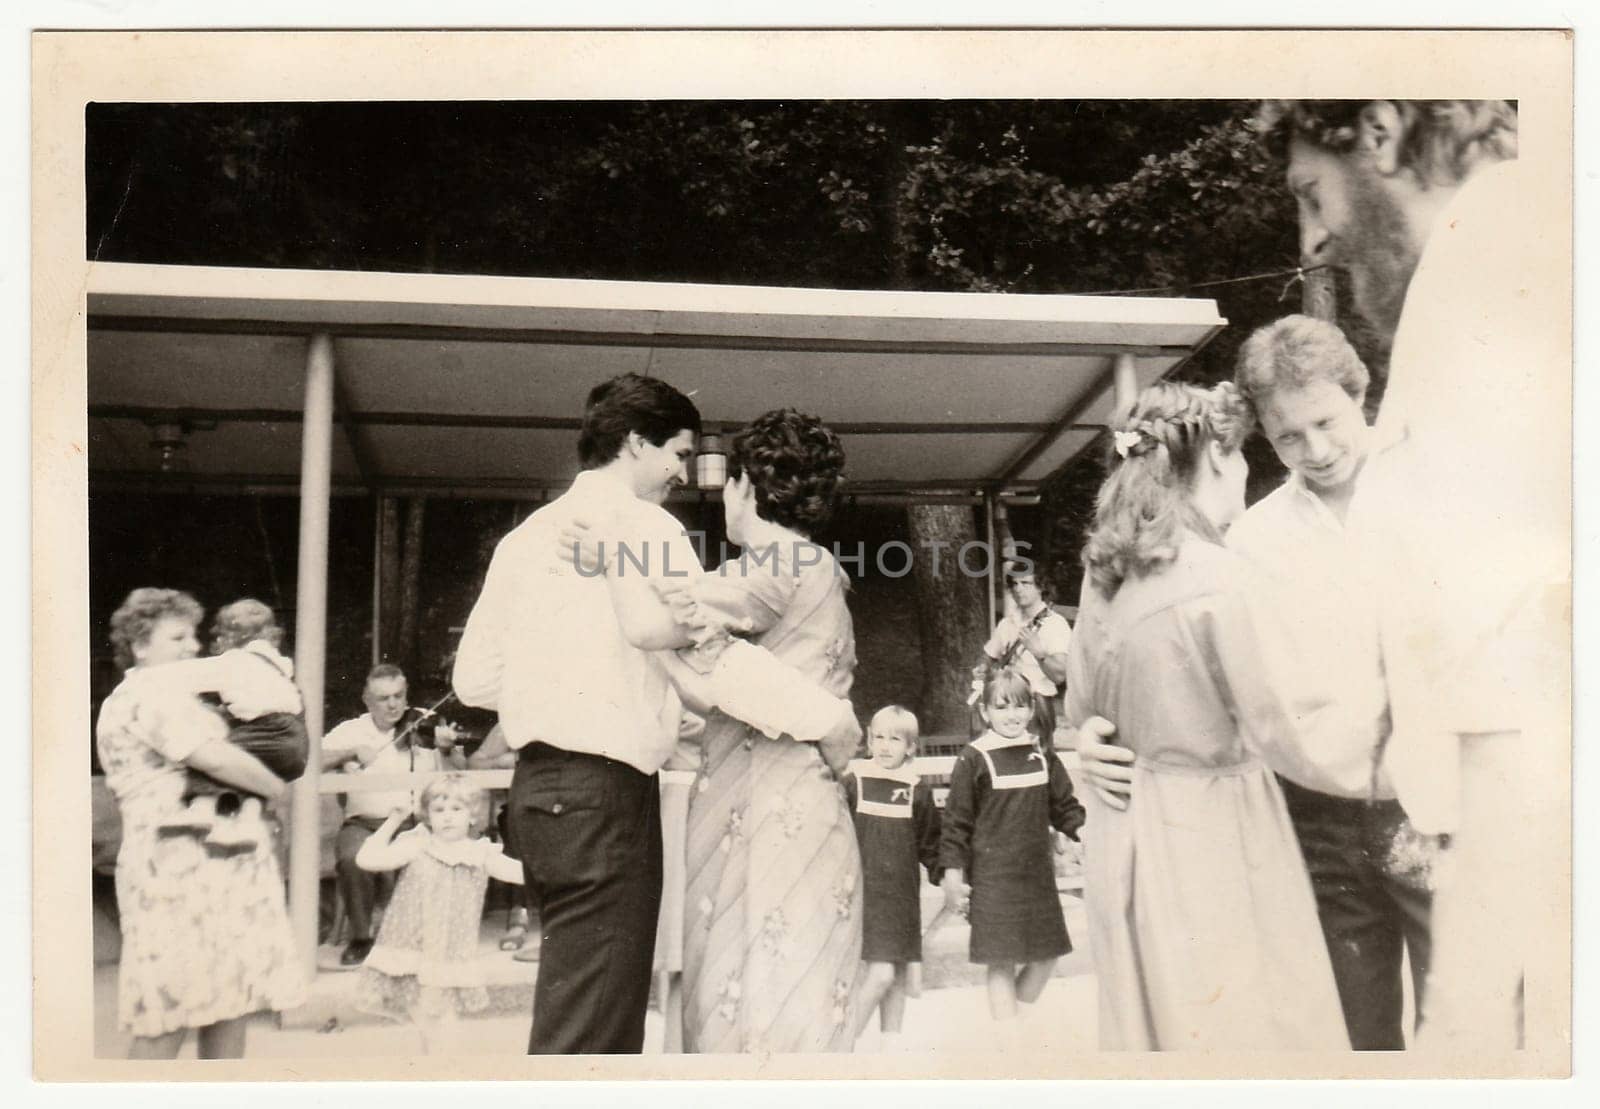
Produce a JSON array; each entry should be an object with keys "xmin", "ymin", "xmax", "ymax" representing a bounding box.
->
[
  {"xmin": 842, "ymin": 706, "xmax": 942, "ymax": 1047},
  {"xmin": 942, "ymin": 668, "xmax": 1086, "ymax": 1032}
]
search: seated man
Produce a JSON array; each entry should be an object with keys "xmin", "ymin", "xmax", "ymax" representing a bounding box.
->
[{"xmin": 321, "ymin": 663, "xmax": 465, "ymax": 966}]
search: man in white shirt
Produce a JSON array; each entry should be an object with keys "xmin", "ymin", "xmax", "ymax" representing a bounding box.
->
[
  {"xmin": 322, "ymin": 664, "xmax": 464, "ymax": 966},
  {"xmin": 1078, "ymin": 316, "xmax": 1431, "ymax": 1050},
  {"xmin": 453, "ymin": 372, "xmax": 701, "ymax": 1055},
  {"xmin": 1265, "ymin": 99, "xmax": 1560, "ymax": 1050},
  {"xmin": 1227, "ymin": 316, "xmax": 1432, "ymax": 1050}
]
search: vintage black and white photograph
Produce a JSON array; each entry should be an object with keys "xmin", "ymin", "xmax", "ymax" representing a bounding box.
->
[{"xmin": 31, "ymin": 27, "xmax": 1574, "ymax": 1083}]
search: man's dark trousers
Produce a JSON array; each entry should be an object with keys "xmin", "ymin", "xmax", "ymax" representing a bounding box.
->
[
  {"xmin": 509, "ymin": 742, "xmax": 663, "ymax": 1054},
  {"xmin": 334, "ymin": 814, "xmax": 398, "ymax": 941},
  {"xmin": 1280, "ymin": 776, "xmax": 1434, "ymax": 1050}
]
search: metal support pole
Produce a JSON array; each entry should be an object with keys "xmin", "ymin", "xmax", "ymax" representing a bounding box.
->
[
  {"xmin": 1112, "ymin": 352, "xmax": 1139, "ymax": 413},
  {"xmin": 289, "ymin": 332, "xmax": 334, "ymax": 978}
]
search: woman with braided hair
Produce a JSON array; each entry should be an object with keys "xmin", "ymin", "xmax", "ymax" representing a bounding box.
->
[{"xmin": 1063, "ymin": 381, "xmax": 1347, "ymax": 1051}]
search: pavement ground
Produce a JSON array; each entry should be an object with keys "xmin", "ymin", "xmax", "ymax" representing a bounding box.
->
[{"xmin": 93, "ymin": 888, "xmax": 1098, "ymax": 1059}]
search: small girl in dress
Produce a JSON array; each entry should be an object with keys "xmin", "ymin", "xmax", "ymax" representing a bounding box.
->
[
  {"xmin": 354, "ymin": 773, "xmax": 525, "ymax": 1051},
  {"xmin": 159, "ymin": 598, "xmax": 308, "ymax": 849},
  {"xmin": 843, "ymin": 705, "xmax": 942, "ymax": 1050},
  {"xmin": 941, "ymin": 667, "xmax": 1085, "ymax": 1040}
]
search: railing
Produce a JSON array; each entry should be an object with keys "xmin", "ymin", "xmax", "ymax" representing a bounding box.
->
[
  {"xmin": 314, "ymin": 748, "xmax": 1083, "ymax": 795},
  {"xmin": 317, "ymin": 769, "xmax": 513, "ymax": 793}
]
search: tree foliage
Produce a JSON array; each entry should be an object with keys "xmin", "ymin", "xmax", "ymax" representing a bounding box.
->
[{"xmin": 88, "ymin": 99, "xmax": 1321, "ymax": 722}]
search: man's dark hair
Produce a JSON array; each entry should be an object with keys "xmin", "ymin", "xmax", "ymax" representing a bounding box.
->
[
  {"xmin": 577, "ymin": 373, "xmax": 703, "ymax": 468},
  {"xmin": 1004, "ymin": 560, "xmax": 1057, "ymax": 607}
]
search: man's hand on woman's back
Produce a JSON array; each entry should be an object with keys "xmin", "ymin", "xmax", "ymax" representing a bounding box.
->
[{"xmin": 1076, "ymin": 716, "xmax": 1135, "ymax": 810}]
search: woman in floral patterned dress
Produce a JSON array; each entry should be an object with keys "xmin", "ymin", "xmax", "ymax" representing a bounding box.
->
[
  {"xmin": 675, "ymin": 411, "xmax": 865, "ymax": 1053},
  {"xmin": 95, "ymin": 588, "xmax": 304, "ymax": 1058}
]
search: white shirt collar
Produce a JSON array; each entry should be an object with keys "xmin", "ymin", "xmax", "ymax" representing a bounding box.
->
[{"xmin": 573, "ymin": 465, "xmax": 642, "ymax": 507}]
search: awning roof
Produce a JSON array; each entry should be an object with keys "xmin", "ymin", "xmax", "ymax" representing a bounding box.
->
[{"xmin": 86, "ymin": 262, "xmax": 1226, "ymax": 500}]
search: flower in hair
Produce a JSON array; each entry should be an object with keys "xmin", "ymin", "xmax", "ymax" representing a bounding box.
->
[{"xmin": 1112, "ymin": 429, "xmax": 1145, "ymax": 460}]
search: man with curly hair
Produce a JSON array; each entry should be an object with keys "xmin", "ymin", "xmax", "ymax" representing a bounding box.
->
[{"xmin": 1260, "ymin": 101, "xmax": 1519, "ymax": 382}]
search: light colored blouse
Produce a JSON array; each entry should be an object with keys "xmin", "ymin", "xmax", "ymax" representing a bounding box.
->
[{"xmin": 1065, "ymin": 536, "xmax": 1329, "ymax": 788}]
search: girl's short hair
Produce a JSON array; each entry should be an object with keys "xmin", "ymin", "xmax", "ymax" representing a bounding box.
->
[
  {"xmin": 1082, "ymin": 381, "xmax": 1252, "ymax": 598},
  {"xmin": 210, "ymin": 598, "xmax": 283, "ymax": 654},
  {"xmin": 108, "ymin": 587, "xmax": 204, "ymax": 670},
  {"xmin": 868, "ymin": 704, "xmax": 920, "ymax": 747},
  {"xmin": 981, "ymin": 667, "xmax": 1034, "ymax": 712},
  {"xmin": 419, "ymin": 773, "xmax": 490, "ymax": 836}
]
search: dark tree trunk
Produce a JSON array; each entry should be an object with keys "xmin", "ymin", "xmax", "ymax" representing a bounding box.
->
[
  {"xmin": 906, "ymin": 505, "xmax": 991, "ymax": 736},
  {"xmin": 378, "ymin": 495, "xmax": 402, "ymax": 662},
  {"xmin": 875, "ymin": 106, "xmax": 992, "ymax": 736},
  {"xmin": 397, "ymin": 496, "xmax": 427, "ymax": 678}
]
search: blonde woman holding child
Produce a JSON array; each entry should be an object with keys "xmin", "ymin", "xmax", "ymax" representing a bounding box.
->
[
  {"xmin": 95, "ymin": 589, "xmax": 303, "ymax": 1059},
  {"xmin": 1064, "ymin": 381, "xmax": 1347, "ymax": 1051}
]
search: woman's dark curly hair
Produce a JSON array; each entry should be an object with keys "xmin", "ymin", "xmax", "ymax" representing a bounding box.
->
[
  {"xmin": 728, "ymin": 409, "xmax": 846, "ymax": 537},
  {"xmin": 109, "ymin": 587, "xmax": 204, "ymax": 670}
]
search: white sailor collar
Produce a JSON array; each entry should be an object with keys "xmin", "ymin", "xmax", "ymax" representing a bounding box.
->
[
  {"xmin": 848, "ymin": 758, "xmax": 920, "ymax": 784},
  {"xmin": 970, "ymin": 729, "xmax": 1040, "ymax": 753}
]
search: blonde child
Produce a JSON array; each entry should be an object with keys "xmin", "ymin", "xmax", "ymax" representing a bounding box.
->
[
  {"xmin": 941, "ymin": 667, "xmax": 1085, "ymax": 1039},
  {"xmin": 353, "ymin": 773, "xmax": 524, "ymax": 1051},
  {"xmin": 843, "ymin": 705, "xmax": 941, "ymax": 1050},
  {"xmin": 159, "ymin": 598, "xmax": 307, "ymax": 848}
]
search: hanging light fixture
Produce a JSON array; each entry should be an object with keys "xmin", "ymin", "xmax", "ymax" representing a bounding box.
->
[
  {"xmin": 695, "ymin": 429, "xmax": 726, "ymax": 491},
  {"xmin": 148, "ymin": 420, "xmax": 189, "ymax": 473},
  {"xmin": 143, "ymin": 414, "xmax": 214, "ymax": 474}
]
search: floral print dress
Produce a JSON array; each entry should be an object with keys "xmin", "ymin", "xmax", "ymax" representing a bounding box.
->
[
  {"xmin": 681, "ymin": 541, "xmax": 864, "ymax": 1053},
  {"xmin": 95, "ymin": 668, "xmax": 305, "ymax": 1038}
]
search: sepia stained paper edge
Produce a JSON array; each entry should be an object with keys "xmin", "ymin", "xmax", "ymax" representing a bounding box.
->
[{"xmin": 30, "ymin": 25, "xmax": 1575, "ymax": 1086}]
